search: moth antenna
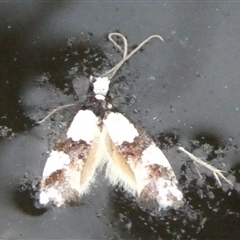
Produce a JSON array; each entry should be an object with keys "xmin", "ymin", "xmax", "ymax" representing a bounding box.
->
[
  {"xmin": 101, "ymin": 32, "xmax": 164, "ymax": 79},
  {"xmin": 178, "ymin": 147, "xmax": 233, "ymax": 187},
  {"xmin": 37, "ymin": 103, "xmax": 76, "ymax": 124},
  {"xmin": 193, "ymin": 162, "xmax": 203, "ymax": 179},
  {"xmin": 38, "ymin": 33, "xmax": 163, "ymax": 124},
  {"xmin": 108, "ymin": 32, "xmax": 128, "ymax": 58}
]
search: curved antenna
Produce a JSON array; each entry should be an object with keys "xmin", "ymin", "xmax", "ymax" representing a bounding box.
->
[
  {"xmin": 101, "ymin": 33, "xmax": 164, "ymax": 79},
  {"xmin": 38, "ymin": 33, "xmax": 164, "ymax": 123},
  {"xmin": 37, "ymin": 103, "xmax": 76, "ymax": 124}
]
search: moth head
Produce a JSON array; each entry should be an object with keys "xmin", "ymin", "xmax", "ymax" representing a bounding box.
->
[{"xmin": 90, "ymin": 76, "xmax": 110, "ymax": 100}]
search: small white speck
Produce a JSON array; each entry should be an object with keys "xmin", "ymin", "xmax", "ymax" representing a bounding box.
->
[
  {"xmin": 179, "ymin": 40, "xmax": 185, "ymax": 45},
  {"xmin": 236, "ymin": 107, "xmax": 239, "ymax": 111},
  {"xmin": 225, "ymin": 86, "xmax": 228, "ymax": 88},
  {"xmin": 126, "ymin": 222, "xmax": 132, "ymax": 230},
  {"xmin": 148, "ymin": 76, "xmax": 156, "ymax": 81},
  {"xmin": 95, "ymin": 94, "xmax": 105, "ymax": 100}
]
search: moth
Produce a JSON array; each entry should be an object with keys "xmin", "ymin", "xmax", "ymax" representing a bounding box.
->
[
  {"xmin": 39, "ymin": 76, "xmax": 183, "ymax": 210},
  {"xmin": 39, "ymin": 32, "xmax": 184, "ymax": 210}
]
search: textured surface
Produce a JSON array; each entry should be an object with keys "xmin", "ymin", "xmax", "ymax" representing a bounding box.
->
[{"xmin": 1, "ymin": 1, "xmax": 240, "ymax": 239}]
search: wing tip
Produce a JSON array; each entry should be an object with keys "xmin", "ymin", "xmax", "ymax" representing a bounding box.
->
[
  {"xmin": 139, "ymin": 180, "xmax": 183, "ymax": 210},
  {"xmin": 40, "ymin": 166, "xmax": 82, "ymax": 207}
]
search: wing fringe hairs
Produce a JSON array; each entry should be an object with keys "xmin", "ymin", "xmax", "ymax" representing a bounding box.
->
[{"xmin": 39, "ymin": 33, "xmax": 184, "ymax": 210}]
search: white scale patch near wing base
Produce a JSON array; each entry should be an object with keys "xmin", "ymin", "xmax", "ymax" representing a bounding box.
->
[
  {"xmin": 67, "ymin": 109, "xmax": 99, "ymax": 143},
  {"xmin": 103, "ymin": 112, "xmax": 139, "ymax": 145}
]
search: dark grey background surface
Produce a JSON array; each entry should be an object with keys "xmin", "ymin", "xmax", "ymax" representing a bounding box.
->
[{"xmin": 1, "ymin": 1, "xmax": 240, "ymax": 239}]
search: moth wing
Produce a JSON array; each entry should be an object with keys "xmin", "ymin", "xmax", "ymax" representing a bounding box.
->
[
  {"xmin": 39, "ymin": 109, "xmax": 103, "ymax": 207},
  {"xmin": 103, "ymin": 111, "xmax": 183, "ymax": 210}
]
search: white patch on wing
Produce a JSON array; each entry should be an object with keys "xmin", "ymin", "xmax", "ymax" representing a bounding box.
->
[
  {"xmin": 39, "ymin": 188, "xmax": 64, "ymax": 206},
  {"xmin": 140, "ymin": 145, "xmax": 183, "ymax": 209},
  {"xmin": 39, "ymin": 160, "xmax": 83, "ymax": 206},
  {"xmin": 141, "ymin": 144, "xmax": 172, "ymax": 168},
  {"xmin": 67, "ymin": 109, "xmax": 99, "ymax": 143},
  {"xmin": 42, "ymin": 150, "xmax": 70, "ymax": 178},
  {"xmin": 103, "ymin": 112, "xmax": 139, "ymax": 145},
  {"xmin": 155, "ymin": 180, "xmax": 183, "ymax": 209},
  {"xmin": 93, "ymin": 77, "xmax": 110, "ymax": 97},
  {"xmin": 40, "ymin": 150, "xmax": 84, "ymax": 206}
]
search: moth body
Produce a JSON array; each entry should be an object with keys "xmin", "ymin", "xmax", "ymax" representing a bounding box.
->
[{"xmin": 39, "ymin": 77, "xmax": 183, "ymax": 210}]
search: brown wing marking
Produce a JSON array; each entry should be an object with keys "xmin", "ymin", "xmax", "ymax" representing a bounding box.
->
[{"xmin": 40, "ymin": 127, "xmax": 101, "ymax": 206}]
